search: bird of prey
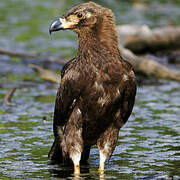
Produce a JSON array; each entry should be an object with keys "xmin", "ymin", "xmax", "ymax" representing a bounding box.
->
[{"xmin": 48, "ymin": 1, "xmax": 136, "ymax": 176}]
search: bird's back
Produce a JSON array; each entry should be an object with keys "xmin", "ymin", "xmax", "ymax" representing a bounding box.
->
[{"xmin": 63, "ymin": 55, "xmax": 136, "ymax": 146}]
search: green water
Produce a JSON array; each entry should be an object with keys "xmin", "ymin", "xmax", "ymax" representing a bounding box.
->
[
  {"xmin": 1, "ymin": 0, "xmax": 180, "ymax": 57},
  {"xmin": 0, "ymin": 0, "xmax": 180, "ymax": 179}
]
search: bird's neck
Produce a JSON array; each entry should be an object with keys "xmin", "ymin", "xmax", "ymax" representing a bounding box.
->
[{"xmin": 77, "ymin": 18, "xmax": 120, "ymax": 59}]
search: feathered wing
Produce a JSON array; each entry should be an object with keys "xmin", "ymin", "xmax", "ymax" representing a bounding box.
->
[
  {"xmin": 97, "ymin": 64, "xmax": 136, "ymax": 168},
  {"xmin": 53, "ymin": 58, "xmax": 77, "ymax": 136},
  {"xmin": 48, "ymin": 58, "xmax": 91, "ymax": 164},
  {"xmin": 48, "ymin": 58, "xmax": 78, "ymax": 163}
]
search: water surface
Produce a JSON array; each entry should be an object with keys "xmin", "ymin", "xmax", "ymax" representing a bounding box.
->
[
  {"xmin": 0, "ymin": 0, "xmax": 180, "ymax": 179},
  {"xmin": 0, "ymin": 78, "xmax": 180, "ymax": 179}
]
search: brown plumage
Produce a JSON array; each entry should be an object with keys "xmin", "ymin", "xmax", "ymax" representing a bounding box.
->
[{"xmin": 48, "ymin": 2, "xmax": 136, "ymax": 175}]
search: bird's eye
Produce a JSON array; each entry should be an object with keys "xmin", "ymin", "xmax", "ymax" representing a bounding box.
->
[{"xmin": 77, "ymin": 13, "xmax": 83, "ymax": 18}]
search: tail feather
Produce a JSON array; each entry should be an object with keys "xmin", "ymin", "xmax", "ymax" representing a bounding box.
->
[
  {"xmin": 48, "ymin": 138, "xmax": 72, "ymax": 165},
  {"xmin": 48, "ymin": 138, "xmax": 63, "ymax": 164}
]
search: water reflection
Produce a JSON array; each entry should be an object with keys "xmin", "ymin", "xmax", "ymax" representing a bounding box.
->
[
  {"xmin": 48, "ymin": 165, "xmax": 74, "ymax": 179},
  {"xmin": 48, "ymin": 164, "xmax": 91, "ymax": 179}
]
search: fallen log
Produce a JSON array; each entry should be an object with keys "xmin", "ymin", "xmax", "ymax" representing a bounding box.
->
[{"xmin": 117, "ymin": 25, "xmax": 180, "ymax": 53}]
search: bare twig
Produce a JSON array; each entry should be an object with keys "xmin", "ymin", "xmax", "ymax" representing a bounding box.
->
[{"xmin": 3, "ymin": 87, "xmax": 17, "ymax": 105}]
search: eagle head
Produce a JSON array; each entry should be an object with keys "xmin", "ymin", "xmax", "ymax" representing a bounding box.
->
[{"xmin": 49, "ymin": 2, "xmax": 114, "ymax": 34}]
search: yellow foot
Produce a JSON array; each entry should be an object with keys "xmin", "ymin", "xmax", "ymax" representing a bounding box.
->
[
  {"xmin": 99, "ymin": 172, "xmax": 104, "ymax": 179},
  {"xmin": 74, "ymin": 164, "xmax": 80, "ymax": 177},
  {"xmin": 98, "ymin": 160, "xmax": 105, "ymax": 175}
]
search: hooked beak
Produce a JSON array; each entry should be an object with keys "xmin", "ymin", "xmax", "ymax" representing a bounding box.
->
[{"xmin": 49, "ymin": 18, "xmax": 63, "ymax": 35}]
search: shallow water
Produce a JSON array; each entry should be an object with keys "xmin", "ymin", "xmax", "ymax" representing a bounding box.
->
[
  {"xmin": 0, "ymin": 77, "xmax": 180, "ymax": 179},
  {"xmin": 0, "ymin": 0, "xmax": 180, "ymax": 179}
]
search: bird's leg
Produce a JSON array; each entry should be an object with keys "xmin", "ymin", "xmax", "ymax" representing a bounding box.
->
[
  {"xmin": 99, "ymin": 160, "xmax": 105, "ymax": 173},
  {"xmin": 70, "ymin": 152, "xmax": 81, "ymax": 177},
  {"xmin": 98, "ymin": 150, "xmax": 106, "ymax": 175},
  {"xmin": 97, "ymin": 124, "xmax": 120, "ymax": 176},
  {"xmin": 74, "ymin": 162, "xmax": 80, "ymax": 176}
]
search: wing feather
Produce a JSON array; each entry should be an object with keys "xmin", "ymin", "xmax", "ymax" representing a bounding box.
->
[{"xmin": 53, "ymin": 58, "xmax": 78, "ymax": 137}]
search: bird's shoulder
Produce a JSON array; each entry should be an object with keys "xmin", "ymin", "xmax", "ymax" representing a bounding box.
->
[
  {"xmin": 61, "ymin": 57, "xmax": 76, "ymax": 79},
  {"xmin": 58, "ymin": 57, "xmax": 83, "ymax": 99},
  {"xmin": 60, "ymin": 57, "xmax": 82, "ymax": 87},
  {"xmin": 118, "ymin": 56, "xmax": 136, "ymax": 81},
  {"xmin": 53, "ymin": 58, "xmax": 81, "ymax": 128}
]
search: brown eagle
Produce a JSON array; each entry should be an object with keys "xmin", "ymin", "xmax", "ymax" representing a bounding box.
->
[{"xmin": 48, "ymin": 2, "xmax": 136, "ymax": 175}]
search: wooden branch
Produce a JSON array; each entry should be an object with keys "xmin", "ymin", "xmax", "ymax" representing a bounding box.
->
[
  {"xmin": 117, "ymin": 25, "xmax": 180, "ymax": 53},
  {"xmin": 0, "ymin": 48, "xmax": 67, "ymax": 64},
  {"xmin": 28, "ymin": 64, "xmax": 60, "ymax": 83}
]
